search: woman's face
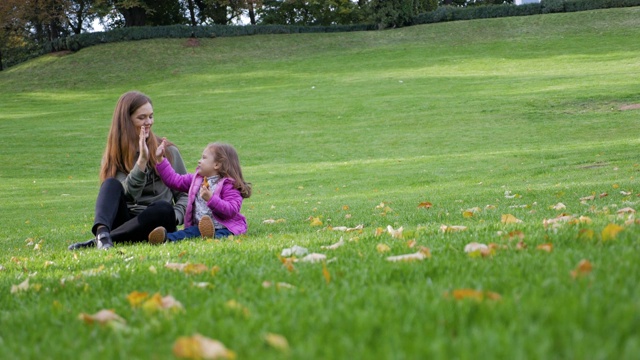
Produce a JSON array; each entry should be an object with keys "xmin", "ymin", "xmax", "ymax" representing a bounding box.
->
[{"xmin": 131, "ymin": 102, "xmax": 154, "ymax": 139}]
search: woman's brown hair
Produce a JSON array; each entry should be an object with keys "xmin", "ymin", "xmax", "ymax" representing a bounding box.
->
[
  {"xmin": 207, "ymin": 143, "xmax": 252, "ymax": 198},
  {"xmin": 99, "ymin": 91, "xmax": 171, "ymax": 182}
]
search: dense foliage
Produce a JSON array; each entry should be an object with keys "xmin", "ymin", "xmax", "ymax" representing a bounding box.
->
[{"xmin": 1, "ymin": 0, "xmax": 640, "ymax": 69}]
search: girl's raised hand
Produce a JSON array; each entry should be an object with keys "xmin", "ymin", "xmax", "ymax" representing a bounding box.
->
[
  {"xmin": 156, "ymin": 137, "xmax": 167, "ymax": 161},
  {"xmin": 200, "ymin": 183, "xmax": 212, "ymax": 202}
]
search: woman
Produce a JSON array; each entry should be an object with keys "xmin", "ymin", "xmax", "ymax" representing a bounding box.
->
[{"xmin": 68, "ymin": 91, "xmax": 188, "ymax": 250}]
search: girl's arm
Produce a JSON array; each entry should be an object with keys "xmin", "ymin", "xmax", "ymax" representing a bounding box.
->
[
  {"xmin": 165, "ymin": 145, "xmax": 189, "ymax": 225},
  {"xmin": 156, "ymin": 158, "xmax": 194, "ymax": 193}
]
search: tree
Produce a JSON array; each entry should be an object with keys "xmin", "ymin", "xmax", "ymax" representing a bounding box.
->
[{"xmin": 259, "ymin": 0, "xmax": 364, "ymax": 26}]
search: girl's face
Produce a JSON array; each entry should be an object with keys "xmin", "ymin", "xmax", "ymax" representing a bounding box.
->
[
  {"xmin": 197, "ymin": 148, "xmax": 221, "ymax": 177},
  {"xmin": 131, "ymin": 102, "xmax": 154, "ymax": 140}
]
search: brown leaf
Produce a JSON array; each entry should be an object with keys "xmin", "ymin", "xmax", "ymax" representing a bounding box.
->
[
  {"xmin": 445, "ymin": 289, "xmax": 501, "ymax": 301},
  {"xmin": 536, "ymin": 243, "xmax": 553, "ymax": 252},
  {"xmin": 570, "ymin": 259, "xmax": 593, "ymax": 279},
  {"xmin": 10, "ymin": 278, "xmax": 30, "ymax": 294},
  {"xmin": 440, "ymin": 225, "xmax": 467, "ymax": 233},
  {"xmin": 418, "ymin": 201, "xmax": 432, "ymax": 209}
]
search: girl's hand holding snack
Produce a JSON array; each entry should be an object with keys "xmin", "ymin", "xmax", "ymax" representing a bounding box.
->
[{"xmin": 200, "ymin": 181, "xmax": 212, "ymax": 201}]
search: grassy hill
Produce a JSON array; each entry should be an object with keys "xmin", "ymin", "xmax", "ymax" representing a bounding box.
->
[{"xmin": 1, "ymin": 7, "xmax": 639, "ymax": 359}]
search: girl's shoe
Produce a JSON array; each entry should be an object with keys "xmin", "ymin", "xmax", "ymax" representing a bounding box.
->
[
  {"xmin": 198, "ymin": 216, "xmax": 214, "ymax": 238},
  {"xmin": 148, "ymin": 227, "xmax": 167, "ymax": 245}
]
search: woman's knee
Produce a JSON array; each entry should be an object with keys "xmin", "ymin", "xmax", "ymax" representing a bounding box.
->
[
  {"xmin": 101, "ymin": 177, "xmax": 124, "ymax": 194},
  {"xmin": 149, "ymin": 200, "xmax": 174, "ymax": 215}
]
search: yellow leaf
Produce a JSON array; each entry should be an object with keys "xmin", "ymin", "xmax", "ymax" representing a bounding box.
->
[
  {"xmin": 376, "ymin": 243, "xmax": 391, "ymax": 253},
  {"xmin": 184, "ymin": 263, "xmax": 208, "ymax": 275},
  {"xmin": 577, "ymin": 228, "xmax": 594, "ymax": 241},
  {"xmin": 308, "ymin": 216, "xmax": 323, "ymax": 227},
  {"xmin": 501, "ymin": 214, "xmax": 523, "ymax": 224},
  {"xmin": 225, "ymin": 300, "xmax": 250, "ymax": 318},
  {"xmin": 142, "ymin": 293, "xmax": 164, "ymax": 313},
  {"xmin": 601, "ymin": 223, "xmax": 624, "ymax": 241},
  {"xmin": 264, "ymin": 333, "xmax": 290, "ymax": 352},
  {"xmin": 126, "ymin": 291, "xmax": 149, "ymax": 307},
  {"xmin": 374, "ymin": 227, "xmax": 385, "ymax": 237},
  {"xmin": 322, "ymin": 262, "xmax": 331, "ymax": 284},
  {"xmin": 462, "ymin": 211, "xmax": 474, "ymax": 218},
  {"xmin": 173, "ymin": 334, "xmax": 235, "ymax": 360}
]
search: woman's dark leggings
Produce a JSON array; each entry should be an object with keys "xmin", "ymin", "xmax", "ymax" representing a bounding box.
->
[{"xmin": 92, "ymin": 178, "xmax": 177, "ymax": 244}]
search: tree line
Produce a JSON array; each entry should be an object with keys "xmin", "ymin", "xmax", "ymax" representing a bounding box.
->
[{"xmin": 0, "ymin": 0, "xmax": 512, "ymax": 70}]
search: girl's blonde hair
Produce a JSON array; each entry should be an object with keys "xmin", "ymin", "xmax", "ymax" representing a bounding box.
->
[
  {"xmin": 207, "ymin": 143, "xmax": 251, "ymax": 198},
  {"xmin": 99, "ymin": 91, "xmax": 172, "ymax": 182}
]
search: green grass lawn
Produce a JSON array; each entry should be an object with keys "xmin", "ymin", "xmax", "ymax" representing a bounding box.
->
[{"xmin": 1, "ymin": 7, "xmax": 640, "ymax": 359}]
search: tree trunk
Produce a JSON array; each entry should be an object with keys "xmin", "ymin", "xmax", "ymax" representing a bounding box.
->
[
  {"xmin": 119, "ymin": 6, "xmax": 147, "ymax": 27},
  {"xmin": 0, "ymin": 48, "xmax": 4, "ymax": 71},
  {"xmin": 248, "ymin": 2, "xmax": 256, "ymax": 25},
  {"xmin": 187, "ymin": 0, "xmax": 197, "ymax": 26}
]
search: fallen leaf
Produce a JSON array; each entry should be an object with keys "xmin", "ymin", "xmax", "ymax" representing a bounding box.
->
[
  {"xmin": 328, "ymin": 224, "xmax": 363, "ymax": 232},
  {"xmin": 620, "ymin": 191, "xmax": 632, "ymax": 196},
  {"xmin": 462, "ymin": 211, "xmax": 474, "ymax": 218},
  {"xmin": 386, "ymin": 247, "xmax": 431, "ymax": 262},
  {"xmin": 536, "ymin": 243, "xmax": 553, "ymax": 252},
  {"xmin": 580, "ymin": 194, "xmax": 595, "ymax": 202},
  {"xmin": 543, "ymin": 215, "xmax": 574, "ymax": 229},
  {"xmin": 264, "ymin": 333, "xmax": 290, "ymax": 352},
  {"xmin": 126, "ymin": 291, "xmax": 149, "ymax": 307},
  {"xmin": 446, "ymin": 289, "xmax": 501, "ymax": 301},
  {"xmin": 570, "ymin": 259, "xmax": 593, "ymax": 279},
  {"xmin": 142, "ymin": 293, "xmax": 184, "ymax": 313},
  {"xmin": 263, "ymin": 218, "xmax": 285, "ymax": 224},
  {"xmin": 440, "ymin": 225, "xmax": 468, "ymax": 233},
  {"xmin": 406, "ymin": 239, "xmax": 417, "ymax": 248},
  {"xmin": 78, "ymin": 309, "xmax": 126, "ymax": 325},
  {"xmin": 501, "ymin": 214, "xmax": 523, "ymax": 224},
  {"xmin": 418, "ymin": 202, "xmax": 433, "ymax": 209},
  {"xmin": 322, "ymin": 262, "xmax": 331, "ymax": 284},
  {"xmin": 551, "ymin": 202, "xmax": 566, "ymax": 210},
  {"xmin": 11, "ymin": 278, "xmax": 30, "ymax": 294},
  {"xmin": 225, "ymin": 300, "xmax": 250, "ymax": 317},
  {"xmin": 617, "ymin": 207, "xmax": 635, "ymax": 215},
  {"xmin": 173, "ymin": 334, "xmax": 235, "ymax": 360},
  {"xmin": 321, "ymin": 237, "xmax": 345, "ymax": 250},
  {"xmin": 300, "ymin": 253, "xmax": 327, "ymax": 263},
  {"xmin": 601, "ymin": 223, "xmax": 624, "ymax": 241},
  {"xmin": 376, "ymin": 243, "xmax": 391, "ymax": 253},
  {"xmin": 516, "ymin": 240, "xmax": 527, "ymax": 249},
  {"xmin": 279, "ymin": 256, "xmax": 296, "ymax": 272},
  {"xmin": 281, "ymin": 245, "xmax": 308, "ymax": 257},
  {"xmin": 463, "ymin": 242, "xmax": 493, "ymax": 257},
  {"xmin": 183, "ymin": 263, "xmax": 209, "ymax": 275},
  {"xmin": 308, "ymin": 216, "xmax": 323, "ymax": 226},
  {"xmin": 386, "ymin": 225, "xmax": 403, "ymax": 239},
  {"xmin": 374, "ymin": 227, "xmax": 385, "ymax": 237},
  {"xmin": 577, "ymin": 228, "xmax": 594, "ymax": 240}
]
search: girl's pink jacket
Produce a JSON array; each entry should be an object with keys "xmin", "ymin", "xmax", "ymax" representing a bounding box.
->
[{"xmin": 156, "ymin": 158, "xmax": 247, "ymax": 235}]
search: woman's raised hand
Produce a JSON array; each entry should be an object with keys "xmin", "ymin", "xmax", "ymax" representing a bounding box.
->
[{"xmin": 136, "ymin": 126, "xmax": 149, "ymax": 170}]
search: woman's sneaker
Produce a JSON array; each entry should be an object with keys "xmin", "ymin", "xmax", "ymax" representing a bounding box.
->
[
  {"xmin": 198, "ymin": 216, "xmax": 214, "ymax": 238},
  {"xmin": 148, "ymin": 227, "xmax": 167, "ymax": 245}
]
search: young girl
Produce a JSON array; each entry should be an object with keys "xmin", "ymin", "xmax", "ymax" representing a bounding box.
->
[{"xmin": 148, "ymin": 141, "xmax": 251, "ymax": 244}]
